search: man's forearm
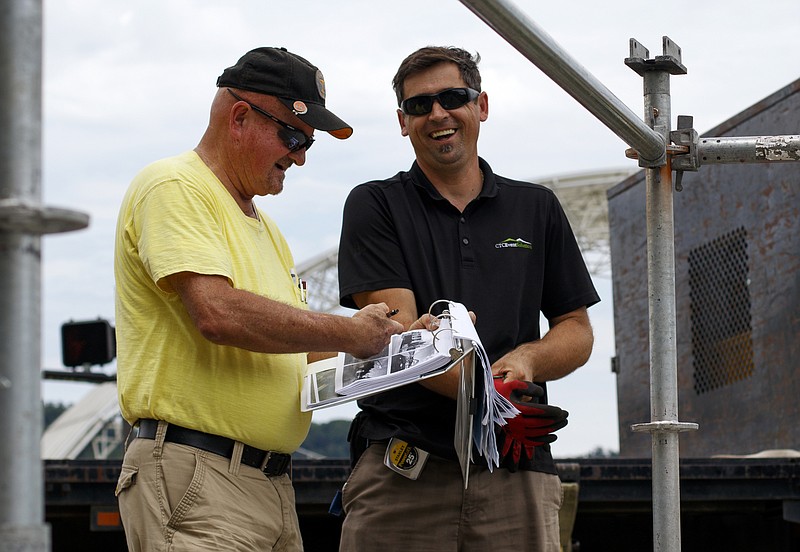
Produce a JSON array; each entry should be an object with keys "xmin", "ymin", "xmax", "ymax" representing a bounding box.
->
[
  {"xmin": 171, "ymin": 272, "xmax": 400, "ymax": 358},
  {"xmin": 492, "ymin": 307, "xmax": 594, "ymax": 382}
]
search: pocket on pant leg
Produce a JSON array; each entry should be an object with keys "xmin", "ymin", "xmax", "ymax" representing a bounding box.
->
[
  {"xmin": 160, "ymin": 444, "xmax": 206, "ymax": 532},
  {"xmin": 115, "ymin": 464, "xmax": 139, "ymax": 497},
  {"xmin": 341, "ymin": 444, "xmax": 380, "ymax": 515}
]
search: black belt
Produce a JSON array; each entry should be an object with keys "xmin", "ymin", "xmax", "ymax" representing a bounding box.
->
[{"xmin": 136, "ymin": 419, "xmax": 291, "ymax": 477}]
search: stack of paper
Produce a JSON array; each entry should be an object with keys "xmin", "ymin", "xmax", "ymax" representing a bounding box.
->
[
  {"xmin": 301, "ymin": 316, "xmax": 458, "ymax": 411},
  {"xmin": 335, "ymin": 318, "xmax": 455, "ymax": 396},
  {"xmin": 446, "ymin": 301, "xmax": 519, "ymax": 471}
]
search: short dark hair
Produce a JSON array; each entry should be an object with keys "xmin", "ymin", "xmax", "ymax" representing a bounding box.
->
[{"xmin": 392, "ymin": 46, "xmax": 482, "ymax": 106}]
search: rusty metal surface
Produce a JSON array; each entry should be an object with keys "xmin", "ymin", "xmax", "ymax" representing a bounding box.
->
[
  {"xmin": 608, "ymin": 77, "xmax": 800, "ymax": 458},
  {"xmin": 696, "ymin": 134, "xmax": 800, "ymax": 164}
]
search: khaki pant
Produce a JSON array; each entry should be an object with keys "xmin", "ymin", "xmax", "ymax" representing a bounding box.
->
[
  {"xmin": 340, "ymin": 443, "xmax": 563, "ymax": 552},
  {"xmin": 116, "ymin": 422, "xmax": 302, "ymax": 552}
]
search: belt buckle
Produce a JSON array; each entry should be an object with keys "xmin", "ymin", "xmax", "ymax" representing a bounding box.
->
[
  {"xmin": 258, "ymin": 451, "xmax": 274, "ymax": 473},
  {"xmin": 259, "ymin": 451, "xmax": 290, "ymax": 476}
]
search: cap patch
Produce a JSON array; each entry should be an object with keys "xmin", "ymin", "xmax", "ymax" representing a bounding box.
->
[
  {"xmin": 315, "ymin": 70, "xmax": 326, "ymax": 99},
  {"xmin": 293, "ymin": 101, "xmax": 308, "ymax": 115}
]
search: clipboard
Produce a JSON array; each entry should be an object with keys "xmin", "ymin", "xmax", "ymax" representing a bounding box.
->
[{"xmin": 454, "ymin": 344, "xmax": 476, "ymax": 489}]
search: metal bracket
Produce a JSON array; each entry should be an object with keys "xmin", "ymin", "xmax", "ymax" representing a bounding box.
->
[
  {"xmin": 625, "ymin": 36, "xmax": 688, "ymax": 76},
  {"xmin": 631, "ymin": 421, "xmax": 699, "ymax": 434},
  {"xmin": 0, "ymin": 198, "xmax": 89, "ymax": 235},
  {"xmin": 670, "ymin": 114, "xmax": 700, "ymax": 191}
]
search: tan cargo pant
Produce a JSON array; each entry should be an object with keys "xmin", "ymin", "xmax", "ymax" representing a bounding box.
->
[
  {"xmin": 116, "ymin": 422, "xmax": 303, "ymax": 552},
  {"xmin": 340, "ymin": 443, "xmax": 563, "ymax": 552}
]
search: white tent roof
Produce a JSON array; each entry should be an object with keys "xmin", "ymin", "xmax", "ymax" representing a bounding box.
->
[{"xmin": 41, "ymin": 381, "xmax": 120, "ymax": 459}]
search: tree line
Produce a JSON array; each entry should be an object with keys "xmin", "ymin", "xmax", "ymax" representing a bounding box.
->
[{"xmin": 43, "ymin": 402, "xmax": 617, "ymax": 459}]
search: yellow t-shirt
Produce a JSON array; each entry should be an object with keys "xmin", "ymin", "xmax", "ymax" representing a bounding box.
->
[{"xmin": 114, "ymin": 150, "xmax": 311, "ymax": 452}]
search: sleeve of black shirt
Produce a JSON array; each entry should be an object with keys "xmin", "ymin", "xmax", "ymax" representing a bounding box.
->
[
  {"xmin": 540, "ymin": 192, "xmax": 601, "ymax": 320},
  {"xmin": 338, "ymin": 182, "xmax": 413, "ymax": 309}
]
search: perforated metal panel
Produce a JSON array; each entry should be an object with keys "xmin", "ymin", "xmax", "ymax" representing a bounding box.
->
[{"xmin": 688, "ymin": 227, "xmax": 754, "ymax": 394}]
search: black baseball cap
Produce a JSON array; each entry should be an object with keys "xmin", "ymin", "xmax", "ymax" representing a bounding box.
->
[{"xmin": 217, "ymin": 47, "xmax": 353, "ymax": 139}]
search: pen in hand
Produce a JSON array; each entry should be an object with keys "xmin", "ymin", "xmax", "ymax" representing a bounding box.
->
[{"xmin": 387, "ymin": 309, "xmax": 400, "ymax": 318}]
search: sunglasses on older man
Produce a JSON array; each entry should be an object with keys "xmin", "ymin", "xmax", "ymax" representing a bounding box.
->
[
  {"xmin": 227, "ymin": 88, "xmax": 314, "ymax": 152},
  {"xmin": 400, "ymin": 87, "xmax": 480, "ymax": 116}
]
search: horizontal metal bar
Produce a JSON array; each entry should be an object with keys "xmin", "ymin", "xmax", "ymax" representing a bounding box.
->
[
  {"xmin": 41, "ymin": 370, "xmax": 116, "ymax": 383},
  {"xmin": 0, "ymin": 199, "xmax": 89, "ymax": 234},
  {"xmin": 631, "ymin": 421, "xmax": 699, "ymax": 433},
  {"xmin": 459, "ymin": 0, "xmax": 664, "ymax": 163},
  {"xmin": 698, "ymin": 135, "xmax": 800, "ymax": 165}
]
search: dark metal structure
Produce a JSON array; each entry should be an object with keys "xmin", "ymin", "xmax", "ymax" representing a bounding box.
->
[
  {"xmin": 44, "ymin": 458, "xmax": 800, "ymax": 552},
  {"xmin": 609, "ymin": 78, "xmax": 800, "ymax": 459}
]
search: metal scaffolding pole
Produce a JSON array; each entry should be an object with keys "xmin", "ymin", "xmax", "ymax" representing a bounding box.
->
[
  {"xmin": 0, "ymin": 1, "xmax": 88, "ymax": 550},
  {"xmin": 632, "ymin": 68, "xmax": 696, "ymax": 552},
  {"xmin": 458, "ymin": 1, "xmax": 799, "ymax": 552},
  {"xmin": 696, "ymin": 135, "xmax": 800, "ymax": 164},
  {"xmin": 458, "ymin": 0, "xmax": 665, "ymax": 164}
]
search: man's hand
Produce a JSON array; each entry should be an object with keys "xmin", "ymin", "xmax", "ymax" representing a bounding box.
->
[
  {"xmin": 407, "ymin": 313, "xmax": 440, "ymax": 331},
  {"xmin": 491, "ymin": 348, "xmax": 536, "ymax": 382},
  {"xmin": 407, "ymin": 310, "xmax": 475, "ymax": 332},
  {"xmin": 494, "ymin": 378, "xmax": 569, "ymax": 472},
  {"xmin": 347, "ymin": 303, "xmax": 404, "ymax": 358}
]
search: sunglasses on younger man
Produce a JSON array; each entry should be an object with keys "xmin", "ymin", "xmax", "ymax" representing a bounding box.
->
[
  {"xmin": 227, "ymin": 88, "xmax": 314, "ymax": 152},
  {"xmin": 400, "ymin": 87, "xmax": 480, "ymax": 116}
]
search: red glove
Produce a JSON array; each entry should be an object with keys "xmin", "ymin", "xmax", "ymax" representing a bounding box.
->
[{"xmin": 494, "ymin": 379, "xmax": 569, "ymax": 471}]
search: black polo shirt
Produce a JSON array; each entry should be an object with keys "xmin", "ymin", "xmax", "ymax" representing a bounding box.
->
[{"xmin": 338, "ymin": 158, "xmax": 599, "ymax": 472}]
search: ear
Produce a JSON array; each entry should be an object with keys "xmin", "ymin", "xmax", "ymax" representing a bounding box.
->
[
  {"xmin": 229, "ymin": 102, "xmax": 249, "ymax": 136},
  {"xmin": 479, "ymin": 91, "xmax": 489, "ymax": 123},
  {"xmin": 397, "ymin": 109, "xmax": 409, "ymax": 137}
]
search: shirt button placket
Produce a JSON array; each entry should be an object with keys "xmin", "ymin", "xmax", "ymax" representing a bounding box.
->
[{"xmin": 458, "ymin": 214, "xmax": 474, "ymax": 265}]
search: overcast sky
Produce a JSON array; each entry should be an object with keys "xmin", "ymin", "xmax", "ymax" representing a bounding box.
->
[{"xmin": 38, "ymin": 0, "xmax": 798, "ymax": 457}]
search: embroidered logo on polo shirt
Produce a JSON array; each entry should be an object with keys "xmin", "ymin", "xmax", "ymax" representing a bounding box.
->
[{"xmin": 495, "ymin": 237, "xmax": 533, "ymax": 250}]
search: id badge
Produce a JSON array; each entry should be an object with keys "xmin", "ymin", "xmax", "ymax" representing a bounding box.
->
[{"xmin": 383, "ymin": 438, "xmax": 429, "ymax": 480}]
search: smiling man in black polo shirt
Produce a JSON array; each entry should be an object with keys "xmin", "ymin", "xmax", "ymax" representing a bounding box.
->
[{"xmin": 336, "ymin": 46, "xmax": 600, "ymax": 552}]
